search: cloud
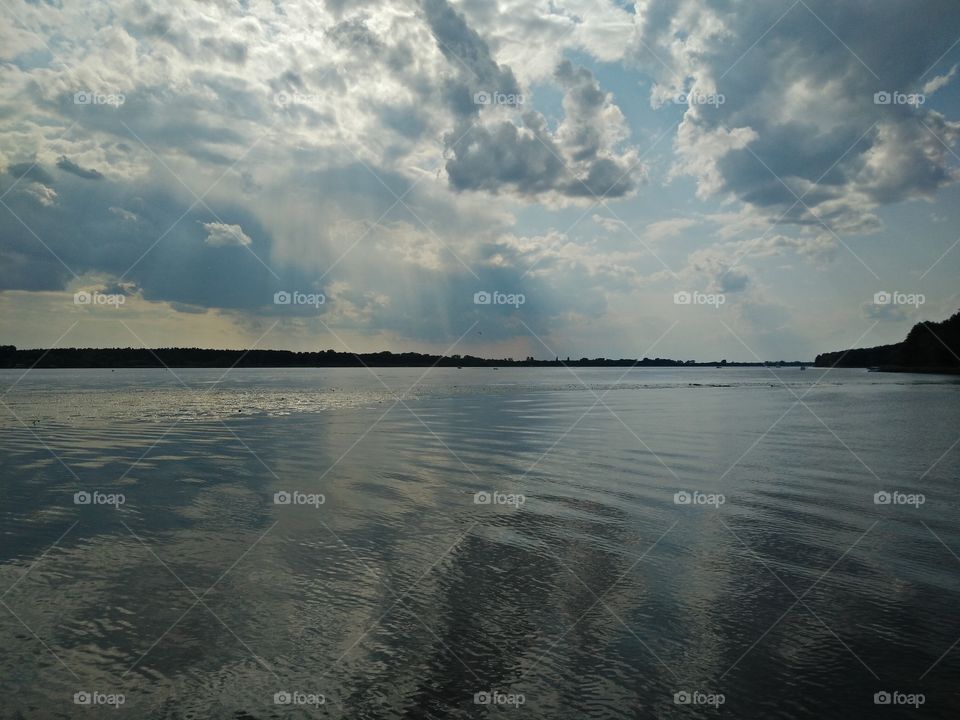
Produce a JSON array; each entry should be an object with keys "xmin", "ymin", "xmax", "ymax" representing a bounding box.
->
[
  {"xmin": 716, "ymin": 267, "xmax": 749, "ymax": 293},
  {"xmin": 443, "ymin": 61, "xmax": 641, "ymax": 202},
  {"xmin": 417, "ymin": 0, "xmax": 640, "ymax": 202},
  {"xmin": 444, "ymin": 115, "xmax": 568, "ymax": 197},
  {"xmin": 202, "ymin": 222, "xmax": 253, "ymax": 247},
  {"xmin": 736, "ymin": 233, "xmax": 838, "ymax": 264},
  {"xmin": 436, "ymin": 0, "xmax": 636, "ymax": 84},
  {"xmin": 634, "ymin": 0, "xmax": 960, "ymax": 231},
  {"xmin": 592, "ymin": 214, "xmax": 626, "ymax": 232},
  {"xmin": 681, "ymin": 229, "xmax": 838, "ymax": 302},
  {"xmin": 22, "ymin": 183, "xmax": 58, "ymax": 207},
  {"xmin": 421, "ymin": 0, "xmax": 522, "ymax": 118},
  {"xmin": 56, "ymin": 156, "xmax": 104, "ymax": 180},
  {"xmin": 644, "ymin": 217, "xmax": 700, "ymax": 242},
  {"xmin": 923, "ymin": 64, "xmax": 959, "ymax": 95},
  {"xmin": 109, "ymin": 206, "xmax": 138, "ymax": 222},
  {"xmin": 6, "ymin": 162, "xmax": 54, "ymax": 186},
  {"xmin": 199, "ymin": 37, "xmax": 249, "ymax": 65}
]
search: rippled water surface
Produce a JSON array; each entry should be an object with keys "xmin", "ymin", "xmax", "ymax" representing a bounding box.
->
[{"xmin": 1, "ymin": 367, "xmax": 959, "ymax": 719}]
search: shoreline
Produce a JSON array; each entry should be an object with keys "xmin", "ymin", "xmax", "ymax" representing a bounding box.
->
[
  {"xmin": 0, "ymin": 362, "xmax": 813, "ymax": 370},
  {"xmin": 0, "ymin": 348, "xmax": 812, "ymax": 370}
]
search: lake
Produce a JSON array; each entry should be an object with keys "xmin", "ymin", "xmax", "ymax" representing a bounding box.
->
[{"xmin": 1, "ymin": 367, "xmax": 958, "ymax": 718}]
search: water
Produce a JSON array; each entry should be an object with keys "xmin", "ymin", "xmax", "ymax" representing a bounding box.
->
[{"xmin": 1, "ymin": 367, "xmax": 958, "ymax": 719}]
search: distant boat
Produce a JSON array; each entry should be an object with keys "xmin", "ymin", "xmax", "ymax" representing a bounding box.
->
[{"xmin": 800, "ymin": 366, "xmax": 806, "ymax": 371}]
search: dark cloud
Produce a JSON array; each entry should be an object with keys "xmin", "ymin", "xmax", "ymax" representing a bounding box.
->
[
  {"xmin": 123, "ymin": 9, "xmax": 194, "ymax": 56},
  {"xmin": 0, "ymin": 170, "xmax": 283, "ymax": 310},
  {"xmin": 52, "ymin": 90, "xmax": 256, "ymax": 168},
  {"xmin": 636, "ymin": 0, "xmax": 960, "ymax": 230},
  {"xmin": 444, "ymin": 116, "xmax": 568, "ymax": 196},
  {"xmin": 444, "ymin": 63, "xmax": 639, "ymax": 201},
  {"xmin": 199, "ymin": 37, "xmax": 248, "ymax": 65},
  {"xmin": 419, "ymin": 0, "xmax": 639, "ymax": 201},
  {"xmin": 716, "ymin": 267, "xmax": 749, "ymax": 293},
  {"xmin": 567, "ymin": 156, "xmax": 636, "ymax": 198},
  {"xmin": 554, "ymin": 60, "xmax": 608, "ymax": 162},
  {"xmin": 56, "ymin": 156, "xmax": 104, "ymax": 180},
  {"xmin": 422, "ymin": 0, "xmax": 521, "ymax": 112},
  {"xmin": 326, "ymin": 17, "xmax": 385, "ymax": 53},
  {"xmin": 6, "ymin": 162, "xmax": 54, "ymax": 185}
]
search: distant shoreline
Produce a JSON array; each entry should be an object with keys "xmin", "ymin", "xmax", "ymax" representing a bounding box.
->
[
  {"xmin": 0, "ymin": 346, "xmax": 811, "ymax": 370},
  {"xmin": 814, "ymin": 309, "xmax": 959, "ymax": 374}
]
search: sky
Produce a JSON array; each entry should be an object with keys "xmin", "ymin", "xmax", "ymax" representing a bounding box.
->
[{"xmin": 0, "ymin": 0, "xmax": 958, "ymax": 361}]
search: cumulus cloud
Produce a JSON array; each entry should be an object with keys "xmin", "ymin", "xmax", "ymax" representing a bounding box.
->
[
  {"xmin": 422, "ymin": 0, "xmax": 522, "ymax": 116},
  {"xmin": 634, "ymin": 0, "xmax": 960, "ymax": 231},
  {"xmin": 22, "ymin": 183, "xmax": 58, "ymax": 207},
  {"xmin": 202, "ymin": 222, "xmax": 253, "ymax": 247},
  {"xmin": 421, "ymin": 0, "xmax": 640, "ymax": 202},
  {"xmin": 443, "ymin": 61, "xmax": 641, "ymax": 202}
]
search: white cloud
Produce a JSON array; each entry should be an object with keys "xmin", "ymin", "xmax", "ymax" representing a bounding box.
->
[
  {"xmin": 644, "ymin": 217, "xmax": 700, "ymax": 242},
  {"xmin": 109, "ymin": 206, "xmax": 138, "ymax": 222},
  {"xmin": 202, "ymin": 222, "xmax": 252, "ymax": 247},
  {"xmin": 923, "ymin": 64, "xmax": 959, "ymax": 95},
  {"xmin": 22, "ymin": 183, "xmax": 57, "ymax": 207}
]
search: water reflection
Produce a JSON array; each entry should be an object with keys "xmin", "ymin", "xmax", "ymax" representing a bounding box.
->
[{"xmin": 0, "ymin": 368, "xmax": 959, "ymax": 718}]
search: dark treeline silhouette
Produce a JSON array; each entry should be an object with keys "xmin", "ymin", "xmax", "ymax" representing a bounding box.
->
[
  {"xmin": 815, "ymin": 310, "xmax": 960, "ymax": 372},
  {"xmin": 0, "ymin": 346, "xmax": 809, "ymax": 369}
]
